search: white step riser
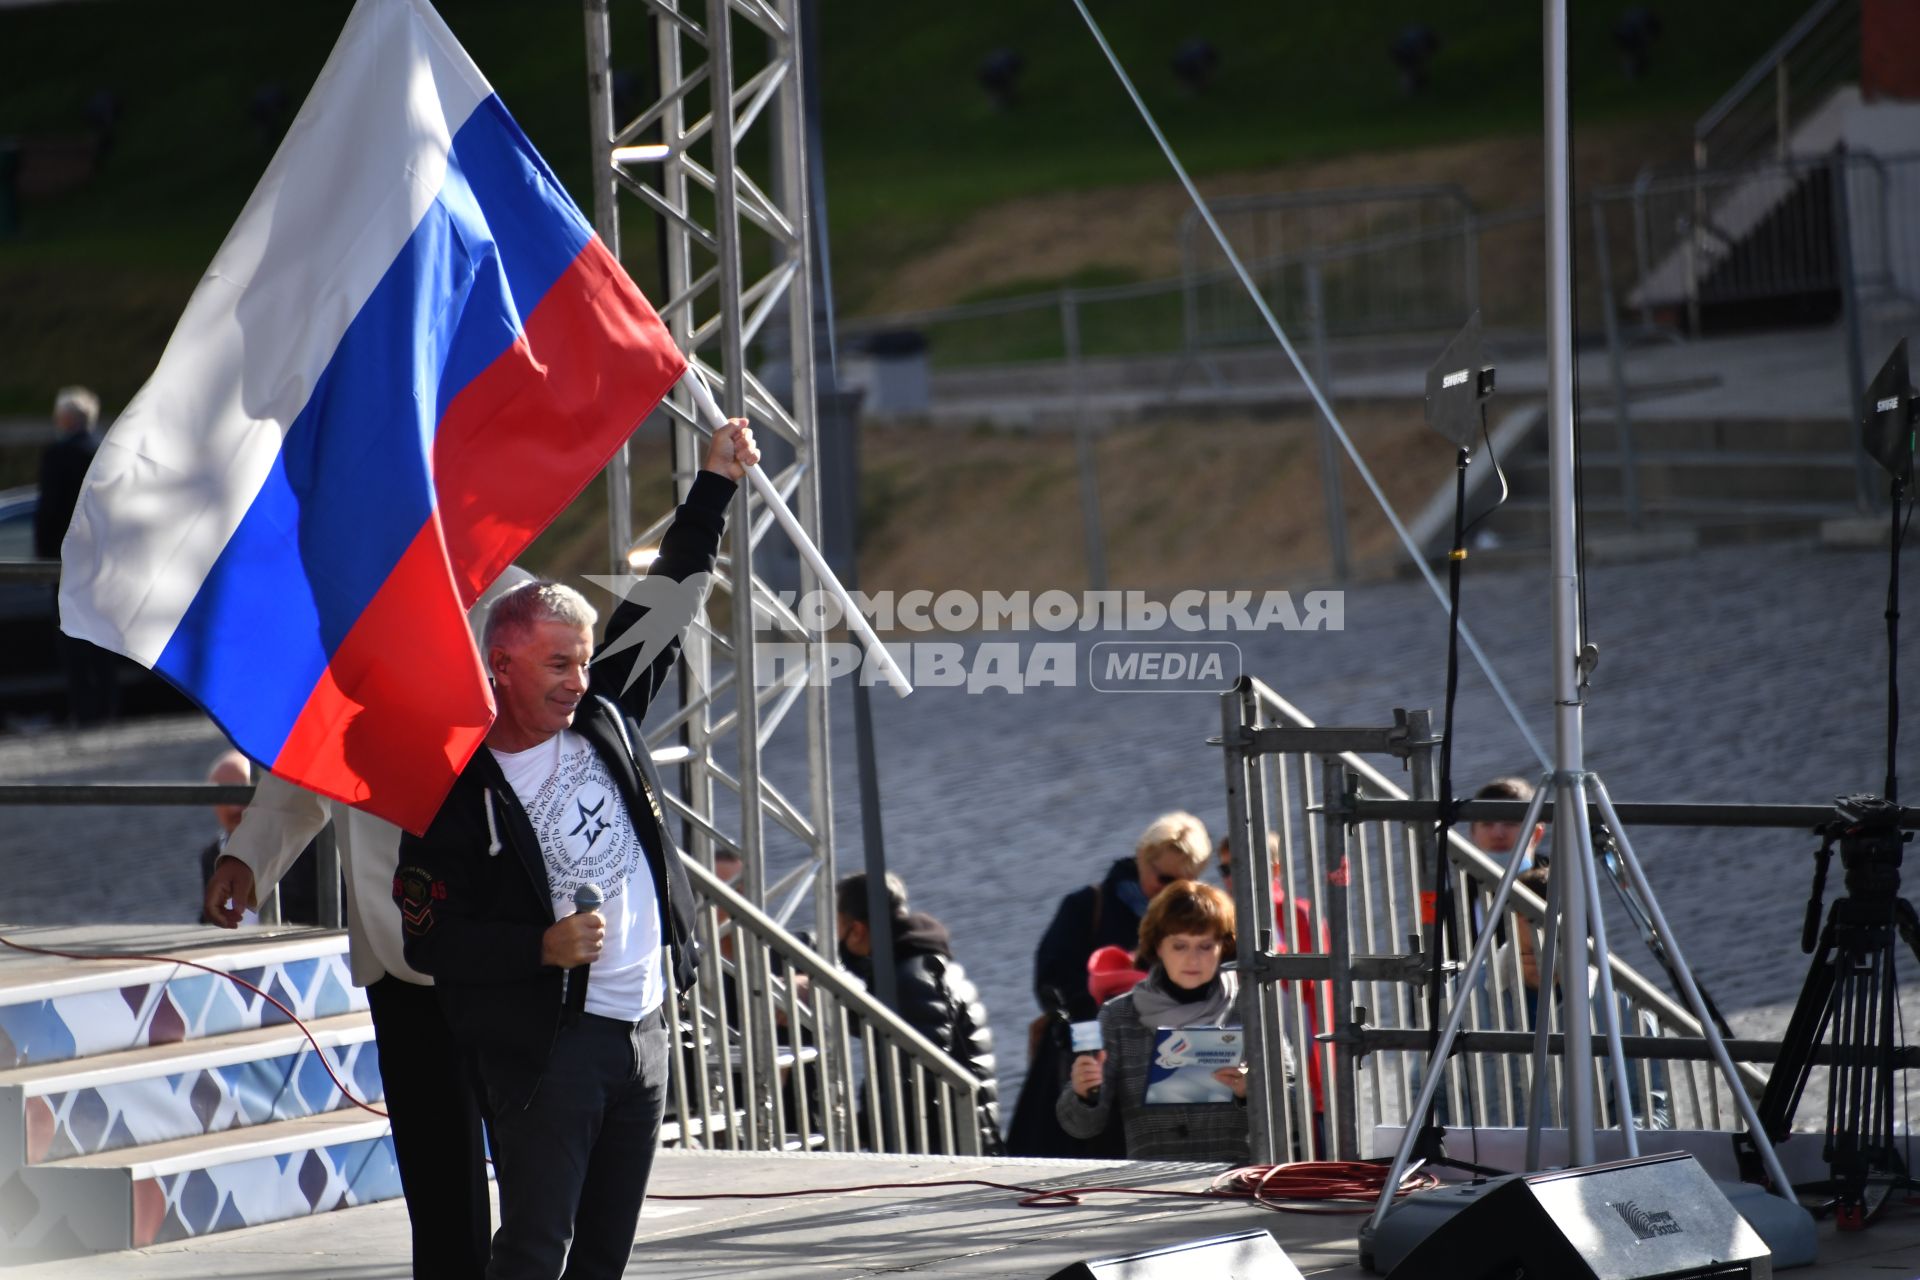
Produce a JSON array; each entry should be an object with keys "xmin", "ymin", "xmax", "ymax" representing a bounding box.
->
[
  {"xmin": 0, "ymin": 949, "xmax": 365, "ymax": 1070},
  {"xmin": 0, "ymin": 1128, "xmax": 400, "ymax": 1264},
  {"xmin": 4, "ymin": 1039, "xmax": 384, "ymax": 1171}
]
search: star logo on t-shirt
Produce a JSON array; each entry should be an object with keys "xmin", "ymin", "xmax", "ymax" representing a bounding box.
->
[{"xmin": 570, "ymin": 795, "xmax": 611, "ymax": 850}]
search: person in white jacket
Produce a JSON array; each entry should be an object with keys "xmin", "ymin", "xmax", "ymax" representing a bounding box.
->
[{"xmin": 201, "ymin": 568, "xmax": 532, "ymax": 1280}]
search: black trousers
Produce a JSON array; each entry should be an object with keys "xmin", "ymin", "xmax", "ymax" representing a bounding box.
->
[
  {"xmin": 480, "ymin": 1009, "xmax": 670, "ymax": 1280},
  {"xmin": 365, "ymin": 975, "xmax": 492, "ymax": 1280}
]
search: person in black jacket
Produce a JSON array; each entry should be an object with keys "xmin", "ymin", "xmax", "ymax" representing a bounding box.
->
[
  {"xmin": 835, "ymin": 871, "xmax": 1002, "ymax": 1155},
  {"xmin": 1006, "ymin": 811, "xmax": 1213, "ymax": 1156},
  {"xmin": 36, "ymin": 386, "xmax": 119, "ymax": 725},
  {"xmin": 395, "ymin": 420, "xmax": 756, "ymax": 1280},
  {"xmin": 1032, "ymin": 811, "xmax": 1214, "ymax": 1024}
]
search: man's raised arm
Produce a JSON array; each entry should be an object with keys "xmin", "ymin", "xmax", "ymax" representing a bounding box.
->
[{"xmin": 593, "ymin": 420, "xmax": 758, "ymax": 719}]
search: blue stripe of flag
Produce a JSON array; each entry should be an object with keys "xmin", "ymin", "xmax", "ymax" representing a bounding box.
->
[{"xmin": 154, "ymin": 96, "xmax": 592, "ymax": 758}]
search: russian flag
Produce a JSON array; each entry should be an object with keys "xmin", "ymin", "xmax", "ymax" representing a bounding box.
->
[{"xmin": 57, "ymin": 0, "xmax": 685, "ymax": 834}]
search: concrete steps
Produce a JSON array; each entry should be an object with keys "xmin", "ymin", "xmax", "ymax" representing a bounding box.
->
[{"xmin": 1457, "ymin": 411, "xmax": 1866, "ymax": 561}]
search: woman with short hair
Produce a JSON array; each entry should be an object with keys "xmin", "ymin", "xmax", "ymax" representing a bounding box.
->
[{"xmin": 1056, "ymin": 880, "xmax": 1288, "ymax": 1162}]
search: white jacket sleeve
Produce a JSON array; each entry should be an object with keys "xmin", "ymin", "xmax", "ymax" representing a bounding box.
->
[{"xmin": 223, "ymin": 772, "xmax": 334, "ymax": 898}]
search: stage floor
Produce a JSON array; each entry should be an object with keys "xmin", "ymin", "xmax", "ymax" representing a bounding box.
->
[{"xmin": 9, "ymin": 1148, "xmax": 1920, "ymax": 1278}]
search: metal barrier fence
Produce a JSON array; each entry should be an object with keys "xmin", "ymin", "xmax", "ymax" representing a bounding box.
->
[
  {"xmin": 1179, "ymin": 185, "xmax": 1479, "ymax": 353},
  {"xmin": 838, "ymin": 184, "xmax": 1483, "ymax": 374},
  {"xmin": 840, "ymin": 153, "xmax": 1917, "ymax": 377},
  {"xmin": 1219, "ymin": 676, "xmax": 1774, "ymax": 1166},
  {"xmin": 838, "ymin": 150, "xmax": 1920, "ymax": 576},
  {"xmin": 1590, "ymin": 150, "xmax": 1920, "ymax": 520}
]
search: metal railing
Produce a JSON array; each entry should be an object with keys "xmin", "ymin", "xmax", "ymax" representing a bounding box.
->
[
  {"xmin": 836, "ymin": 183, "xmax": 1483, "ymax": 375},
  {"xmin": 1221, "ymin": 677, "xmax": 1770, "ymax": 1165},
  {"xmin": 1694, "ymin": 0, "xmax": 1859, "ymax": 173},
  {"xmin": 665, "ymin": 855, "xmax": 989, "ymax": 1155},
  {"xmin": 1613, "ymin": 151, "xmax": 1913, "ymax": 334},
  {"xmin": 1179, "ymin": 185, "xmax": 1479, "ymax": 353}
]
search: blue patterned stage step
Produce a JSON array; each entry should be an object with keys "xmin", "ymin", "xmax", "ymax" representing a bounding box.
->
[
  {"xmin": 0, "ymin": 927, "xmax": 397, "ymax": 1264},
  {"xmin": 22, "ymin": 1110, "xmax": 398, "ymax": 1257},
  {"xmin": 0, "ymin": 1013, "xmax": 381, "ymax": 1169},
  {"xmin": 0, "ymin": 929, "xmax": 365, "ymax": 1070}
]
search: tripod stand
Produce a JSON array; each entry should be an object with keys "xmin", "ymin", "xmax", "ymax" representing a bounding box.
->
[
  {"xmin": 1756, "ymin": 797, "xmax": 1920, "ymax": 1225},
  {"xmin": 1365, "ymin": 4, "xmax": 1800, "ymax": 1243}
]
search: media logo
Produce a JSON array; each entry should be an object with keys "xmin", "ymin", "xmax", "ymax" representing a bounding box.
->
[{"xmin": 1089, "ymin": 641, "xmax": 1241, "ymax": 694}]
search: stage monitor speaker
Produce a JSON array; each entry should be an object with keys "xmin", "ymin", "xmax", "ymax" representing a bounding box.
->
[
  {"xmin": 1042, "ymin": 1227, "xmax": 1305, "ymax": 1280},
  {"xmin": 1380, "ymin": 1152, "xmax": 1771, "ymax": 1279}
]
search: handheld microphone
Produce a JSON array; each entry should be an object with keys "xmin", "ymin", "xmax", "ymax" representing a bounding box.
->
[
  {"xmin": 1070, "ymin": 1020, "xmax": 1103, "ymax": 1106},
  {"xmin": 562, "ymin": 884, "xmax": 604, "ymax": 1016}
]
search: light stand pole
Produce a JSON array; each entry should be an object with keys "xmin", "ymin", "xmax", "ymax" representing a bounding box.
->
[
  {"xmin": 1537, "ymin": 0, "xmax": 1604, "ymax": 1166},
  {"xmin": 1364, "ymin": 1, "xmax": 1797, "ymax": 1240}
]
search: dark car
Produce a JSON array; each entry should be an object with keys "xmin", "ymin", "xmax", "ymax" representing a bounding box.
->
[{"xmin": 0, "ymin": 486, "xmax": 186, "ymax": 727}]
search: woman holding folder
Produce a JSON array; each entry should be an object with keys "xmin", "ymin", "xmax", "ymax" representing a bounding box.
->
[{"xmin": 1056, "ymin": 880, "xmax": 1292, "ymax": 1162}]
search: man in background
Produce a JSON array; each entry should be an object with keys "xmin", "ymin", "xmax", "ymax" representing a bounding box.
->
[
  {"xmin": 836, "ymin": 871, "xmax": 1002, "ymax": 1154},
  {"xmin": 200, "ymin": 749, "xmax": 327, "ymax": 926},
  {"xmin": 36, "ymin": 386, "xmax": 118, "ymax": 725}
]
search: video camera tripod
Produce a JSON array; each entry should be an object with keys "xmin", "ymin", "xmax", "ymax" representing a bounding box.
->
[
  {"xmin": 1754, "ymin": 796, "xmax": 1920, "ymax": 1225},
  {"xmin": 1748, "ymin": 341, "xmax": 1920, "ymax": 1227}
]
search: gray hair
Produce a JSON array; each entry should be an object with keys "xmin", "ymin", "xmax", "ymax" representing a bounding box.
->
[
  {"xmin": 54, "ymin": 386, "xmax": 100, "ymax": 434},
  {"xmin": 483, "ymin": 580, "xmax": 599, "ymax": 654}
]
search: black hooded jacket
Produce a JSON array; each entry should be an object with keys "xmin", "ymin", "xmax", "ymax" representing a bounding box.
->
[
  {"xmin": 1033, "ymin": 856, "xmax": 1152, "ymax": 1022},
  {"xmin": 849, "ymin": 911, "xmax": 1002, "ymax": 1152},
  {"xmin": 395, "ymin": 471, "xmax": 732, "ymax": 1110}
]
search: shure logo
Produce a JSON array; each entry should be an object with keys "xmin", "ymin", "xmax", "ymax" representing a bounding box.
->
[
  {"xmin": 1610, "ymin": 1200, "xmax": 1683, "ymax": 1240},
  {"xmin": 1442, "ymin": 368, "xmax": 1470, "ymax": 389},
  {"xmin": 1878, "ymin": 395, "xmax": 1903, "ymax": 414}
]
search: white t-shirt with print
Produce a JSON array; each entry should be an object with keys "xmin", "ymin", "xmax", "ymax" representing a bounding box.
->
[{"xmin": 490, "ymin": 730, "xmax": 662, "ymax": 1021}]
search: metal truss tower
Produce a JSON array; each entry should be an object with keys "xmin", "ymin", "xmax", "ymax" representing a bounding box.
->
[{"xmin": 582, "ymin": 0, "xmax": 839, "ymax": 1113}]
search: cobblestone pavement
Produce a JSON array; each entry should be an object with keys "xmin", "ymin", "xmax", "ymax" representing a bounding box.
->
[{"xmin": 4, "ymin": 540, "xmax": 1917, "ymax": 1129}]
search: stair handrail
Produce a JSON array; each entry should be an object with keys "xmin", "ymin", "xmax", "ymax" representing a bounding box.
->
[
  {"xmin": 1694, "ymin": 0, "xmax": 1859, "ymax": 172},
  {"xmin": 671, "ymin": 854, "xmax": 990, "ymax": 1156}
]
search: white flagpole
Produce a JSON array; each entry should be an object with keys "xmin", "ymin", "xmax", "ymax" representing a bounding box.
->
[{"xmin": 679, "ymin": 368, "xmax": 912, "ymax": 697}]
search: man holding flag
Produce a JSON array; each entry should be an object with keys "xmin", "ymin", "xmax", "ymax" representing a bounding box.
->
[
  {"xmin": 53, "ymin": 0, "xmax": 751, "ymax": 1273},
  {"xmin": 397, "ymin": 420, "xmax": 753, "ymax": 1279}
]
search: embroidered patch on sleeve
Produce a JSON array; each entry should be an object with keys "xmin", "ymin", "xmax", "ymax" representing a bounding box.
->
[{"xmin": 394, "ymin": 865, "xmax": 446, "ymax": 937}]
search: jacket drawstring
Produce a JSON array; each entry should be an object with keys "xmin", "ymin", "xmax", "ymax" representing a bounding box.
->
[{"xmin": 484, "ymin": 787, "xmax": 502, "ymax": 857}]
